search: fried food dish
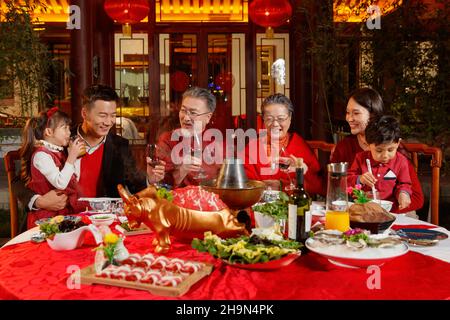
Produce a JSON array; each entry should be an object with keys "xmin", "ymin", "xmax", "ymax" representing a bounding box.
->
[{"xmin": 349, "ymin": 202, "xmax": 395, "ymax": 223}]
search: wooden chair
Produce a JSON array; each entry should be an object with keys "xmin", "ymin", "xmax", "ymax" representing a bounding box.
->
[
  {"xmin": 306, "ymin": 140, "xmax": 336, "ymax": 159},
  {"xmin": 402, "ymin": 143, "xmax": 443, "ymax": 225},
  {"xmin": 4, "ymin": 150, "xmax": 21, "ymax": 238}
]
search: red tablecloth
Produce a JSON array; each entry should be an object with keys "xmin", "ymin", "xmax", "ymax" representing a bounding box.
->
[{"xmin": 1, "ymin": 226, "xmax": 450, "ymax": 300}]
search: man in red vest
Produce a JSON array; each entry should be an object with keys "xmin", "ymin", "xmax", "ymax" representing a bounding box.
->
[{"xmin": 13, "ymin": 84, "xmax": 164, "ymax": 214}]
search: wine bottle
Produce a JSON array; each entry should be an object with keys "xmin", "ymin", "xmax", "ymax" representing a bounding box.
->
[{"xmin": 288, "ymin": 167, "xmax": 311, "ymax": 242}]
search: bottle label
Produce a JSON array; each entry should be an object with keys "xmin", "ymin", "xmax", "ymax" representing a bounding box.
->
[{"xmin": 288, "ymin": 204, "xmax": 297, "ymax": 240}]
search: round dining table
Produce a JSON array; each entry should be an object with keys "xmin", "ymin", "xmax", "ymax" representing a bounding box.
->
[{"xmin": 1, "ymin": 215, "xmax": 450, "ymax": 300}]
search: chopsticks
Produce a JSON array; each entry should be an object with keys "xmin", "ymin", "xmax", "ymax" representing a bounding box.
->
[{"xmin": 365, "ymin": 159, "xmax": 378, "ymax": 201}]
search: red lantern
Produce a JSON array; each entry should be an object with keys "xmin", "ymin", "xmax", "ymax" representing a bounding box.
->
[
  {"xmin": 104, "ymin": 0, "xmax": 150, "ymax": 36},
  {"xmin": 248, "ymin": 0, "xmax": 293, "ymax": 37},
  {"xmin": 170, "ymin": 71, "xmax": 190, "ymax": 93}
]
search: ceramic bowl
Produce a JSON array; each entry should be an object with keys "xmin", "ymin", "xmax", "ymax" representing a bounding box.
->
[
  {"xmin": 350, "ymin": 213, "xmax": 396, "ymax": 234},
  {"xmin": 46, "ymin": 225, "xmax": 102, "ymax": 251},
  {"xmin": 89, "ymin": 213, "xmax": 116, "ymax": 226},
  {"xmin": 374, "ymin": 200, "xmax": 394, "ymax": 212}
]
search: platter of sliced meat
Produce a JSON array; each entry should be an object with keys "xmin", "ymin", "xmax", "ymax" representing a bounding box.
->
[{"xmin": 74, "ymin": 253, "xmax": 213, "ymax": 296}]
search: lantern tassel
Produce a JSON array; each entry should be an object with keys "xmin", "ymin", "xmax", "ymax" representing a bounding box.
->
[
  {"xmin": 122, "ymin": 23, "xmax": 132, "ymax": 37},
  {"xmin": 265, "ymin": 27, "xmax": 274, "ymax": 38}
]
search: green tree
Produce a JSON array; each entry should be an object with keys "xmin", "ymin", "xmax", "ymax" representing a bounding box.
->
[{"xmin": 0, "ymin": 0, "xmax": 52, "ymax": 116}]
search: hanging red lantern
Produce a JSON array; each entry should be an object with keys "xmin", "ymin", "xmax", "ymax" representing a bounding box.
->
[
  {"xmin": 248, "ymin": 0, "xmax": 293, "ymax": 38},
  {"xmin": 170, "ymin": 71, "xmax": 190, "ymax": 93},
  {"xmin": 104, "ymin": 0, "xmax": 150, "ymax": 36}
]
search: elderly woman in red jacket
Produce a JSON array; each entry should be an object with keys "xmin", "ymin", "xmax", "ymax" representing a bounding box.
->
[
  {"xmin": 243, "ymin": 94, "xmax": 324, "ymax": 196},
  {"xmin": 331, "ymin": 87, "xmax": 424, "ymax": 215}
]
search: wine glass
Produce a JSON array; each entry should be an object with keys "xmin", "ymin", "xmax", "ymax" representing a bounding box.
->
[
  {"xmin": 190, "ymin": 147, "xmax": 208, "ymax": 182},
  {"xmin": 279, "ymin": 147, "xmax": 295, "ymax": 193},
  {"xmin": 146, "ymin": 144, "xmax": 163, "ymax": 188}
]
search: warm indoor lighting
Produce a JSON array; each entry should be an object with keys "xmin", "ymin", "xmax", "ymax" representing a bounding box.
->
[{"xmin": 333, "ymin": 0, "xmax": 403, "ymax": 22}]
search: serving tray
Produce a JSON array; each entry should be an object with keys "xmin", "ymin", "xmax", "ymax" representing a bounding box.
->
[
  {"xmin": 75, "ymin": 262, "xmax": 213, "ymax": 297},
  {"xmin": 115, "ymin": 224, "xmax": 153, "ymax": 236}
]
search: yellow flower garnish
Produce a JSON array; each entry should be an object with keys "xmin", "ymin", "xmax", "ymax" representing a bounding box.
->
[
  {"xmin": 51, "ymin": 215, "xmax": 65, "ymax": 224},
  {"xmin": 104, "ymin": 233, "xmax": 119, "ymax": 245}
]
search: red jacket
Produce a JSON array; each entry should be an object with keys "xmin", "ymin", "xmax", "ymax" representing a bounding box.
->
[
  {"xmin": 243, "ymin": 132, "xmax": 324, "ymax": 196},
  {"xmin": 331, "ymin": 135, "xmax": 424, "ymax": 213}
]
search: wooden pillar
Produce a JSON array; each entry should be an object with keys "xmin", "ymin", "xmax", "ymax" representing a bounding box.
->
[
  {"xmin": 245, "ymin": 20, "xmax": 257, "ymax": 130},
  {"xmin": 148, "ymin": 3, "xmax": 159, "ymax": 118},
  {"xmin": 92, "ymin": 0, "xmax": 115, "ymax": 87},
  {"xmin": 290, "ymin": 0, "xmax": 312, "ymax": 139},
  {"xmin": 70, "ymin": 0, "xmax": 115, "ymax": 124},
  {"xmin": 70, "ymin": 0, "xmax": 93, "ymax": 124}
]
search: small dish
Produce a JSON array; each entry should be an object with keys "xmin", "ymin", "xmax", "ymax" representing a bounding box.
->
[
  {"xmin": 89, "ymin": 213, "xmax": 116, "ymax": 226},
  {"xmin": 395, "ymin": 228, "xmax": 448, "ymax": 246}
]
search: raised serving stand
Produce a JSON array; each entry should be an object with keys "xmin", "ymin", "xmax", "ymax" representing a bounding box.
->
[{"xmin": 201, "ymin": 158, "xmax": 265, "ymax": 225}]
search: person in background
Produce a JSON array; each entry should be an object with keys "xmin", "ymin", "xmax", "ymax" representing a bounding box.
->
[
  {"xmin": 243, "ymin": 93, "xmax": 324, "ymax": 196},
  {"xmin": 13, "ymin": 84, "xmax": 164, "ymax": 219},
  {"xmin": 331, "ymin": 87, "xmax": 423, "ymax": 214},
  {"xmin": 157, "ymin": 87, "xmax": 222, "ymax": 187},
  {"xmin": 19, "ymin": 108, "xmax": 86, "ymax": 228},
  {"xmin": 348, "ymin": 115, "xmax": 412, "ymax": 211}
]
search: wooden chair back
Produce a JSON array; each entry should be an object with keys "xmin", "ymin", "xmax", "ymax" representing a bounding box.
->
[
  {"xmin": 306, "ymin": 140, "xmax": 336, "ymax": 159},
  {"xmin": 4, "ymin": 150, "xmax": 21, "ymax": 238},
  {"xmin": 402, "ymin": 143, "xmax": 443, "ymax": 225}
]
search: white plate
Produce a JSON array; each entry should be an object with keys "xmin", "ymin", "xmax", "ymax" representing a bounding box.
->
[{"xmin": 305, "ymin": 237, "xmax": 409, "ymax": 268}]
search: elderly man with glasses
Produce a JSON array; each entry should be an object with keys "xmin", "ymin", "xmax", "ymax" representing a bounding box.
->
[
  {"xmin": 156, "ymin": 86, "xmax": 223, "ymax": 187},
  {"xmin": 243, "ymin": 93, "xmax": 324, "ymax": 196}
]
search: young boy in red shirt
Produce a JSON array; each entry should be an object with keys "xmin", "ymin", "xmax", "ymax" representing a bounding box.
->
[{"xmin": 348, "ymin": 115, "xmax": 412, "ymax": 211}]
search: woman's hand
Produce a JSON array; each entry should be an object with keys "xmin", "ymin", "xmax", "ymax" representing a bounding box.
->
[
  {"xmin": 146, "ymin": 158, "xmax": 166, "ymax": 184},
  {"xmin": 398, "ymin": 192, "xmax": 411, "ymax": 210},
  {"xmin": 360, "ymin": 172, "xmax": 377, "ymax": 188},
  {"xmin": 288, "ymin": 155, "xmax": 308, "ymax": 174}
]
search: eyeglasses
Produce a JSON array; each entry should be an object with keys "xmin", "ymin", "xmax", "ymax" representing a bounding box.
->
[
  {"xmin": 179, "ymin": 108, "xmax": 211, "ymax": 119},
  {"xmin": 263, "ymin": 115, "xmax": 290, "ymax": 125}
]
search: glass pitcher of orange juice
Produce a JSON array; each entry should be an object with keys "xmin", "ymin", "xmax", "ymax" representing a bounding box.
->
[{"xmin": 325, "ymin": 162, "xmax": 350, "ymax": 232}]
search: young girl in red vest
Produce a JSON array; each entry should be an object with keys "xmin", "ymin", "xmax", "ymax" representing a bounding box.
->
[{"xmin": 20, "ymin": 107, "xmax": 86, "ymax": 229}]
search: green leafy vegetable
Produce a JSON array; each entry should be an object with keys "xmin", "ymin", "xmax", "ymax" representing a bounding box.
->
[
  {"xmin": 156, "ymin": 187, "xmax": 173, "ymax": 202},
  {"xmin": 192, "ymin": 231, "xmax": 302, "ymax": 264},
  {"xmin": 252, "ymin": 192, "xmax": 289, "ymax": 222}
]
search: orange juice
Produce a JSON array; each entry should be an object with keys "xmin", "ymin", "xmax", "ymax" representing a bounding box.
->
[{"xmin": 325, "ymin": 210, "xmax": 350, "ymax": 232}]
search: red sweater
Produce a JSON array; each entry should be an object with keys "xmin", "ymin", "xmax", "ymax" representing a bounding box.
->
[
  {"xmin": 243, "ymin": 133, "xmax": 324, "ymax": 196},
  {"xmin": 331, "ymin": 135, "xmax": 424, "ymax": 213}
]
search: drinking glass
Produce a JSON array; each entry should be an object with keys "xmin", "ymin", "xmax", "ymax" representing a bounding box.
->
[
  {"xmin": 325, "ymin": 162, "xmax": 350, "ymax": 232},
  {"xmin": 146, "ymin": 144, "xmax": 164, "ymax": 188},
  {"xmin": 70, "ymin": 135, "xmax": 87, "ymax": 158},
  {"xmin": 190, "ymin": 147, "xmax": 207, "ymax": 181},
  {"xmin": 279, "ymin": 147, "xmax": 295, "ymax": 193}
]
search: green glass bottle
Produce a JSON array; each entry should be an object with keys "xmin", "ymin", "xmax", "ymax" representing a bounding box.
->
[{"xmin": 288, "ymin": 167, "xmax": 311, "ymax": 242}]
